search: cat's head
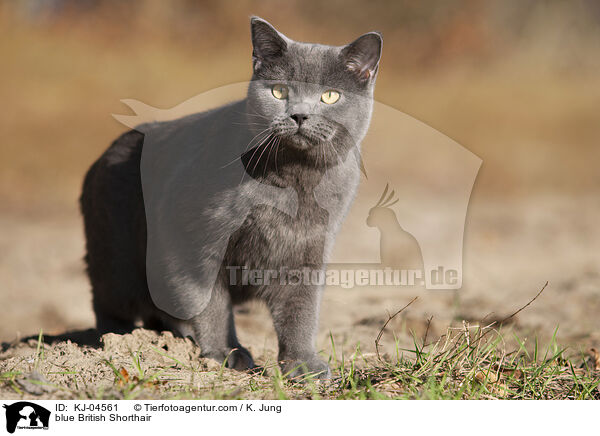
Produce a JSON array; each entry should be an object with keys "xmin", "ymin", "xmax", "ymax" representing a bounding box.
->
[{"xmin": 246, "ymin": 17, "xmax": 382, "ymax": 154}]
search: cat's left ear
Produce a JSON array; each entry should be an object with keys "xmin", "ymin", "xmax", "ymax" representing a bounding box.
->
[
  {"xmin": 342, "ymin": 32, "xmax": 383, "ymax": 83},
  {"xmin": 250, "ymin": 17, "xmax": 288, "ymax": 72}
]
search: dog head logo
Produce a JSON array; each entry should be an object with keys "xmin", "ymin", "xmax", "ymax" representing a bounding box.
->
[{"xmin": 3, "ymin": 402, "xmax": 50, "ymax": 433}]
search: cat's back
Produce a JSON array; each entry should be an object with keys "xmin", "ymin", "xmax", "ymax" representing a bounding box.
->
[
  {"xmin": 79, "ymin": 100, "xmax": 249, "ymax": 323},
  {"xmin": 80, "ymin": 128, "xmax": 145, "ymax": 221},
  {"xmin": 81, "ymin": 99, "xmax": 247, "ymax": 206}
]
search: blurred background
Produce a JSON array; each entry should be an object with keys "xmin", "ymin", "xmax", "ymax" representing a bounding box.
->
[{"xmin": 1, "ymin": 1, "xmax": 598, "ymax": 355}]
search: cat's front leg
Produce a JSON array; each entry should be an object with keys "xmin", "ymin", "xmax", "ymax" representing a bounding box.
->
[
  {"xmin": 168, "ymin": 281, "xmax": 255, "ymax": 371},
  {"xmin": 267, "ymin": 280, "xmax": 331, "ymax": 379}
]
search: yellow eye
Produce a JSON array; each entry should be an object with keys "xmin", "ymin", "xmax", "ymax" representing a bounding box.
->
[
  {"xmin": 272, "ymin": 84, "xmax": 289, "ymax": 100},
  {"xmin": 321, "ymin": 90, "xmax": 340, "ymax": 104}
]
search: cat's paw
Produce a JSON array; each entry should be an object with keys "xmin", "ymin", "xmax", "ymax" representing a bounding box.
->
[
  {"xmin": 204, "ymin": 346, "xmax": 255, "ymax": 371},
  {"xmin": 227, "ymin": 346, "xmax": 256, "ymax": 371},
  {"xmin": 280, "ymin": 355, "xmax": 331, "ymax": 380}
]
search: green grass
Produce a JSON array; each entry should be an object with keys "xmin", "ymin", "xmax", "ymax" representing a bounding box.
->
[
  {"xmin": 89, "ymin": 325, "xmax": 600, "ymax": 400},
  {"xmin": 2, "ymin": 323, "xmax": 598, "ymax": 400},
  {"xmin": 326, "ymin": 325, "xmax": 599, "ymax": 400}
]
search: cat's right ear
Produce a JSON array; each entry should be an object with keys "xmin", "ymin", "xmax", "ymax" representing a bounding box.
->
[
  {"xmin": 342, "ymin": 32, "xmax": 383, "ymax": 83},
  {"xmin": 250, "ymin": 17, "xmax": 288, "ymax": 72}
]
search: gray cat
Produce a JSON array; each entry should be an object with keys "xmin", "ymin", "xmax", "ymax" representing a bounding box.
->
[{"xmin": 80, "ymin": 17, "xmax": 382, "ymax": 378}]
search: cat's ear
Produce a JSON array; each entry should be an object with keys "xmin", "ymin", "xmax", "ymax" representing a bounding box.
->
[
  {"xmin": 341, "ymin": 32, "xmax": 383, "ymax": 83},
  {"xmin": 250, "ymin": 17, "xmax": 288, "ymax": 71}
]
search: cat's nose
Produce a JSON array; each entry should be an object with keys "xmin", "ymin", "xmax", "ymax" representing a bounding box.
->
[{"xmin": 290, "ymin": 113, "xmax": 308, "ymax": 127}]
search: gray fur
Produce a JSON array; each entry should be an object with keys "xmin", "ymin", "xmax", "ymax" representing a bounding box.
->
[{"xmin": 80, "ymin": 17, "xmax": 382, "ymax": 377}]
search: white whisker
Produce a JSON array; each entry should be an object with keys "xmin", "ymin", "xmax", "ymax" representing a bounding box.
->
[
  {"xmin": 263, "ymin": 136, "xmax": 279, "ymax": 178},
  {"xmin": 251, "ymin": 134, "xmax": 277, "ymax": 175},
  {"xmin": 219, "ymin": 128, "xmax": 272, "ymax": 170},
  {"xmin": 239, "ymin": 133, "xmax": 273, "ymax": 185}
]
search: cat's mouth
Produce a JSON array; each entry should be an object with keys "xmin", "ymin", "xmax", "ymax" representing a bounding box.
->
[
  {"xmin": 276, "ymin": 127, "xmax": 327, "ymax": 150},
  {"xmin": 269, "ymin": 117, "xmax": 336, "ymax": 150},
  {"xmin": 290, "ymin": 130, "xmax": 319, "ymax": 149}
]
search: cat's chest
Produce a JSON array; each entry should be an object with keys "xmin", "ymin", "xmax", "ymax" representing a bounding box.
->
[
  {"xmin": 229, "ymin": 200, "xmax": 330, "ymax": 268},
  {"xmin": 226, "ymin": 161, "xmax": 358, "ymax": 267}
]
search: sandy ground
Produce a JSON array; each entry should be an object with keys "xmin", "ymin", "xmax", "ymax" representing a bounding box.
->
[{"xmin": 1, "ymin": 193, "xmax": 599, "ymax": 398}]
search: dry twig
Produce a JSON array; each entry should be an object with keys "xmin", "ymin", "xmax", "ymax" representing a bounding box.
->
[{"xmin": 375, "ymin": 297, "xmax": 418, "ymax": 360}]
